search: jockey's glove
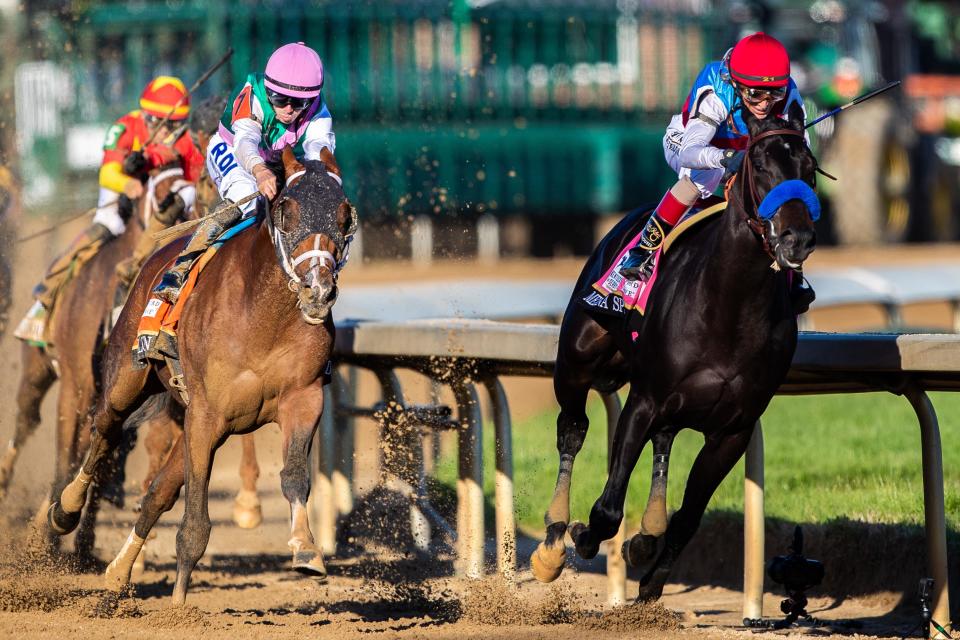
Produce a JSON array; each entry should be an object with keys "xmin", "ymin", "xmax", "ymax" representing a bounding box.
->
[
  {"xmin": 720, "ymin": 149, "xmax": 745, "ymax": 176},
  {"xmin": 123, "ymin": 151, "xmax": 147, "ymax": 176}
]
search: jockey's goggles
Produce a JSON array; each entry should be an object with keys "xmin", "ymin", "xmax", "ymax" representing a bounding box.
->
[
  {"xmin": 739, "ymin": 84, "xmax": 787, "ymax": 105},
  {"xmin": 266, "ymin": 89, "xmax": 313, "ymax": 111}
]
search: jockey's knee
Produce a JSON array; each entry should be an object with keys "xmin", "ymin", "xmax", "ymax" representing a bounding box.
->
[{"xmin": 671, "ymin": 177, "xmax": 701, "ymax": 205}]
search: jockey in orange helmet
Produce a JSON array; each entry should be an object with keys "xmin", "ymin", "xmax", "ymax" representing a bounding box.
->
[
  {"xmin": 619, "ymin": 33, "xmax": 809, "ymax": 292},
  {"xmin": 16, "ymin": 76, "xmax": 204, "ymax": 342}
]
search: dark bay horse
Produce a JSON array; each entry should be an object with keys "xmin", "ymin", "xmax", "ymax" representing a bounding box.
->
[
  {"xmin": 49, "ymin": 148, "xmax": 354, "ymax": 603},
  {"xmin": 531, "ymin": 103, "xmax": 818, "ymax": 600},
  {"xmin": 0, "ymin": 165, "xmax": 192, "ymax": 555}
]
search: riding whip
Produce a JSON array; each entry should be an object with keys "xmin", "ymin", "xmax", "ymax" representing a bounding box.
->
[
  {"xmin": 804, "ymin": 80, "xmax": 901, "ymax": 129},
  {"xmin": 144, "ymin": 47, "xmax": 234, "ymax": 146},
  {"xmin": 152, "ymin": 191, "xmax": 261, "ymax": 244},
  {"xmin": 15, "ymin": 206, "xmax": 103, "ymax": 244}
]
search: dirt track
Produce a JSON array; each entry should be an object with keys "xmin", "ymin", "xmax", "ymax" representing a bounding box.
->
[{"xmin": 0, "ymin": 212, "xmax": 958, "ymax": 638}]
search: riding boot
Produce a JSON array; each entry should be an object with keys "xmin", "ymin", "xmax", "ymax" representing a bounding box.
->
[
  {"xmin": 115, "ymin": 214, "xmax": 172, "ymax": 289},
  {"xmin": 33, "ymin": 222, "xmax": 114, "ymax": 310},
  {"xmin": 620, "ymin": 178, "xmax": 700, "ymax": 282},
  {"xmin": 152, "ymin": 200, "xmax": 241, "ymax": 304},
  {"xmin": 790, "ymin": 269, "xmax": 816, "ymax": 315}
]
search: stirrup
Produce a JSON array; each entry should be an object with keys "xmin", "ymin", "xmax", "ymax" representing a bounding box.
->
[
  {"xmin": 620, "ymin": 252, "xmax": 655, "ymax": 282},
  {"xmin": 153, "ymin": 272, "xmax": 185, "ymax": 303}
]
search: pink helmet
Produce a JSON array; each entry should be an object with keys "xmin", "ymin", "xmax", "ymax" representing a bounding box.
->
[{"xmin": 264, "ymin": 42, "xmax": 324, "ymax": 99}]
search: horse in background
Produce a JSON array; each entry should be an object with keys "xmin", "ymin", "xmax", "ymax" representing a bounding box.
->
[
  {"xmin": 50, "ymin": 147, "xmax": 355, "ymax": 603},
  {"xmin": 531, "ymin": 102, "xmax": 819, "ymax": 600}
]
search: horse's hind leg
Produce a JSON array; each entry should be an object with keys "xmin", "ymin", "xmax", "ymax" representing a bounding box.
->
[
  {"xmin": 48, "ymin": 365, "xmax": 150, "ymax": 535},
  {"xmin": 624, "ymin": 430, "xmax": 675, "ymax": 568},
  {"xmin": 531, "ymin": 306, "xmax": 618, "ymax": 583},
  {"xmin": 0, "ymin": 344, "xmax": 56, "ymax": 501},
  {"xmin": 637, "ymin": 426, "xmax": 753, "ymax": 601},
  {"xmin": 106, "ymin": 431, "xmax": 185, "ymax": 590},
  {"xmin": 570, "ymin": 390, "xmax": 655, "ymax": 561},
  {"xmin": 278, "ymin": 383, "xmax": 327, "ymax": 578},
  {"xmin": 232, "ymin": 434, "xmax": 262, "ymax": 529}
]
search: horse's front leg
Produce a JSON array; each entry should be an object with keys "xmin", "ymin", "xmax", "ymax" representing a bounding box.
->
[
  {"xmin": 570, "ymin": 390, "xmax": 656, "ymax": 561},
  {"xmin": 623, "ymin": 430, "xmax": 675, "ymax": 569},
  {"xmin": 531, "ymin": 308, "xmax": 619, "ymax": 583},
  {"xmin": 232, "ymin": 434, "xmax": 262, "ymax": 529},
  {"xmin": 637, "ymin": 424, "xmax": 753, "ymax": 601},
  {"xmin": 0, "ymin": 344, "xmax": 56, "ymax": 502},
  {"xmin": 279, "ymin": 381, "xmax": 327, "ymax": 579},
  {"xmin": 172, "ymin": 402, "xmax": 222, "ymax": 605}
]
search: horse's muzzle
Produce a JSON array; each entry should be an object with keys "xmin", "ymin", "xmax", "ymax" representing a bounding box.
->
[
  {"xmin": 298, "ymin": 282, "xmax": 337, "ymax": 324},
  {"xmin": 775, "ymin": 228, "xmax": 816, "ymax": 270}
]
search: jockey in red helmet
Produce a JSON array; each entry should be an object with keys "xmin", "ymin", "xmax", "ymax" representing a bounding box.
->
[
  {"xmin": 619, "ymin": 33, "xmax": 808, "ymax": 289},
  {"xmin": 153, "ymin": 41, "xmax": 338, "ymax": 304}
]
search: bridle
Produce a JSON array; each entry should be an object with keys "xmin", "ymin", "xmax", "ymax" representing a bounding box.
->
[
  {"xmin": 736, "ymin": 127, "xmax": 810, "ymax": 260},
  {"xmin": 264, "ymin": 168, "xmax": 350, "ymax": 297}
]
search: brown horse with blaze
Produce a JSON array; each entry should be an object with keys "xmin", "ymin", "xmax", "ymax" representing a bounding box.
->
[{"xmin": 49, "ymin": 147, "xmax": 355, "ymax": 603}]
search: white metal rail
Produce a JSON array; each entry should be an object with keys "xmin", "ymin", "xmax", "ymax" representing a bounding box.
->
[{"xmin": 317, "ymin": 320, "xmax": 956, "ymax": 638}]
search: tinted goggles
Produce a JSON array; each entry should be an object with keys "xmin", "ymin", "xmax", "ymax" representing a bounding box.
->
[
  {"xmin": 739, "ymin": 85, "xmax": 787, "ymax": 105},
  {"xmin": 266, "ymin": 89, "xmax": 313, "ymax": 111}
]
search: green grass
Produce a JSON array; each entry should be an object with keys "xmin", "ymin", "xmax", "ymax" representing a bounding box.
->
[{"xmin": 435, "ymin": 391, "xmax": 960, "ymax": 534}]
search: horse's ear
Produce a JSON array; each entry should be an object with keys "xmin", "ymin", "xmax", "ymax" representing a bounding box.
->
[
  {"xmin": 787, "ymin": 101, "xmax": 805, "ymax": 131},
  {"xmin": 337, "ymin": 200, "xmax": 359, "ymax": 238},
  {"xmin": 281, "ymin": 145, "xmax": 304, "ymax": 179},
  {"xmin": 320, "ymin": 147, "xmax": 341, "ymax": 179}
]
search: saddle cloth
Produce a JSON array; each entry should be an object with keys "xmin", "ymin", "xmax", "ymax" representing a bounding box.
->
[
  {"xmin": 581, "ymin": 201, "xmax": 726, "ymax": 318},
  {"xmin": 134, "ymin": 216, "xmax": 257, "ymax": 349}
]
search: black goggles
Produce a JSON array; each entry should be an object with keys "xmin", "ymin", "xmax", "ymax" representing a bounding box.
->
[
  {"xmin": 266, "ymin": 89, "xmax": 314, "ymax": 111},
  {"xmin": 739, "ymin": 84, "xmax": 787, "ymax": 105}
]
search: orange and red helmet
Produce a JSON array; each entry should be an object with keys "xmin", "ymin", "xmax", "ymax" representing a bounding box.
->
[
  {"xmin": 139, "ymin": 76, "xmax": 190, "ymax": 120},
  {"xmin": 729, "ymin": 32, "xmax": 790, "ymax": 88}
]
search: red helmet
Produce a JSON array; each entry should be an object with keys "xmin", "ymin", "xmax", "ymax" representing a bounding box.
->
[
  {"xmin": 140, "ymin": 76, "xmax": 190, "ymax": 120},
  {"xmin": 729, "ymin": 32, "xmax": 790, "ymax": 88}
]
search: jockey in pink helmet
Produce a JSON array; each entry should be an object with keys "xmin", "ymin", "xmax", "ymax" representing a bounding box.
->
[
  {"xmin": 619, "ymin": 33, "xmax": 811, "ymax": 307},
  {"xmin": 154, "ymin": 42, "xmax": 337, "ymax": 304}
]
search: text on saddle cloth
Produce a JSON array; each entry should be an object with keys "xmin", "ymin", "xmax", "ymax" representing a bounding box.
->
[
  {"xmin": 133, "ymin": 216, "xmax": 258, "ymax": 348},
  {"xmin": 582, "ymin": 202, "xmax": 727, "ymax": 318}
]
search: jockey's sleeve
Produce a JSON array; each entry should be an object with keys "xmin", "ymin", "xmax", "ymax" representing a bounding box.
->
[
  {"xmin": 302, "ymin": 116, "xmax": 336, "ymax": 161},
  {"xmin": 99, "ymin": 161, "xmax": 129, "ymax": 193},
  {"xmin": 232, "ymin": 118, "xmax": 266, "ymax": 174},
  {"xmin": 99, "ymin": 121, "xmax": 138, "ymax": 193},
  {"xmin": 174, "ymin": 135, "xmax": 205, "ymax": 183},
  {"xmin": 679, "ymin": 91, "xmax": 727, "ymax": 170}
]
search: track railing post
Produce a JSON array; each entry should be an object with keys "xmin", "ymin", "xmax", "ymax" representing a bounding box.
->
[
  {"xmin": 482, "ymin": 376, "xmax": 515, "ymax": 581},
  {"xmin": 452, "ymin": 379, "xmax": 484, "ymax": 578},
  {"xmin": 743, "ymin": 421, "xmax": 765, "ymax": 624},
  {"xmin": 904, "ymin": 386, "xmax": 952, "ymax": 640}
]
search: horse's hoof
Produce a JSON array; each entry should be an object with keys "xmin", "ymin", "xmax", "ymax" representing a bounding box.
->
[
  {"xmin": 47, "ymin": 501, "xmax": 81, "ymax": 535},
  {"xmin": 232, "ymin": 490, "xmax": 262, "ymax": 530},
  {"xmin": 530, "ymin": 541, "xmax": 566, "ymax": 583},
  {"xmin": 622, "ymin": 533, "xmax": 658, "ymax": 569},
  {"xmin": 104, "ymin": 559, "xmax": 131, "ymax": 591},
  {"xmin": 569, "ymin": 521, "xmax": 599, "ymax": 560},
  {"xmin": 292, "ymin": 550, "xmax": 327, "ymax": 582}
]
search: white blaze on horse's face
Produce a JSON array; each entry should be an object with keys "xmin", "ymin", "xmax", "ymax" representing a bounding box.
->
[{"xmin": 290, "ymin": 233, "xmax": 338, "ymax": 324}]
